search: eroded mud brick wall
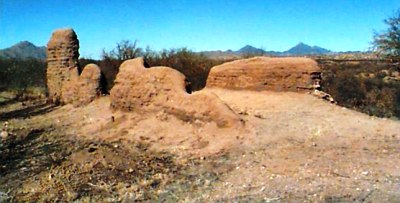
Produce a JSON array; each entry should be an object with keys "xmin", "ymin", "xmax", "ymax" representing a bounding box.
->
[
  {"xmin": 74, "ymin": 64, "xmax": 103, "ymax": 106},
  {"xmin": 110, "ymin": 58, "xmax": 241, "ymax": 128},
  {"xmin": 47, "ymin": 28, "xmax": 80, "ymax": 103},
  {"xmin": 206, "ymin": 57, "xmax": 321, "ymax": 92}
]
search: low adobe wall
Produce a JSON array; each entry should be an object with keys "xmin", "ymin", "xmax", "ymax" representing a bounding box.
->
[
  {"xmin": 206, "ymin": 57, "xmax": 321, "ymax": 91},
  {"xmin": 110, "ymin": 58, "xmax": 241, "ymax": 128}
]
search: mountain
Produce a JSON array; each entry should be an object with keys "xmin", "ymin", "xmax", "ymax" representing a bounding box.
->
[
  {"xmin": 0, "ymin": 41, "xmax": 46, "ymax": 60},
  {"xmin": 284, "ymin": 42, "xmax": 331, "ymax": 55},
  {"xmin": 200, "ymin": 45, "xmax": 267, "ymax": 59},
  {"xmin": 200, "ymin": 43, "xmax": 335, "ymax": 59},
  {"xmin": 235, "ymin": 45, "xmax": 266, "ymax": 55}
]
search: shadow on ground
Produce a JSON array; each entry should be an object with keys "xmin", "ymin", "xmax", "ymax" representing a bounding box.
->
[
  {"xmin": 0, "ymin": 98, "xmax": 19, "ymax": 107},
  {"xmin": 0, "ymin": 103, "xmax": 56, "ymax": 121},
  {"xmin": 0, "ymin": 129, "xmax": 70, "ymax": 190}
]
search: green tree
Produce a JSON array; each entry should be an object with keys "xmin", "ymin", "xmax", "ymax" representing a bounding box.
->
[{"xmin": 373, "ymin": 9, "xmax": 400, "ymax": 61}]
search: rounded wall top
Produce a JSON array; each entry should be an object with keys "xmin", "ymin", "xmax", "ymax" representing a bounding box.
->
[{"xmin": 47, "ymin": 28, "xmax": 79, "ymax": 48}]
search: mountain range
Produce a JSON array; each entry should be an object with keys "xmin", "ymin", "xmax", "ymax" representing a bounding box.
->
[
  {"xmin": 0, "ymin": 41, "xmax": 46, "ymax": 60},
  {"xmin": 200, "ymin": 42, "xmax": 332, "ymax": 59},
  {"xmin": 0, "ymin": 41, "xmax": 359, "ymax": 60}
]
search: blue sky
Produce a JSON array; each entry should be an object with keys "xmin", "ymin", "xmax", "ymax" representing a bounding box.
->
[{"xmin": 1, "ymin": 0, "xmax": 399, "ymax": 58}]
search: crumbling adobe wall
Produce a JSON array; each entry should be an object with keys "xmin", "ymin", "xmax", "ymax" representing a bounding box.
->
[
  {"xmin": 110, "ymin": 58, "xmax": 241, "ymax": 128},
  {"xmin": 62, "ymin": 64, "xmax": 103, "ymax": 107},
  {"xmin": 47, "ymin": 28, "xmax": 80, "ymax": 103},
  {"xmin": 206, "ymin": 57, "xmax": 321, "ymax": 92},
  {"xmin": 47, "ymin": 28, "xmax": 104, "ymax": 106},
  {"xmin": 60, "ymin": 66, "xmax": 80, "ymax": 104}
]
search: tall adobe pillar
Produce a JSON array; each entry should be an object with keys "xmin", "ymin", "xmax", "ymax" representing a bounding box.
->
[{"xmin": 46, "ymin": 28, "xmax": 80, "ymax": 104}]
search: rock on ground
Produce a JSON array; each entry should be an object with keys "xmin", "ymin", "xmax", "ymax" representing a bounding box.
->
[{"xmin": 206, "ymin": 56, "xmax": 321, "ymax": 91}]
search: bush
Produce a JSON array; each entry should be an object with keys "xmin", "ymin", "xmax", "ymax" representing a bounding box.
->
[
  {"xmin": 319, "ymin": 60, "xmax": 400, "ymax": 118},
  {"xmin": 0, "ymin": 58, "xmax": 46, "ymax": 91}
]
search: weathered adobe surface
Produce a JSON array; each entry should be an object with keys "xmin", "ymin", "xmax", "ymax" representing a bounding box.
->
[
  {"xmin": 206, "ymin": 56, "xmax": 321, "ymax": 91},
  {"xmin": 110, "ymin": 58, "xmax": 241, "ymax": 128},
  {"xmin": 62, "ymin": 64, "xmax": 103, "ymax": 107},
  {"xmin": 46, "ymin": 28, "xmax": 80, "ymax": 103}
]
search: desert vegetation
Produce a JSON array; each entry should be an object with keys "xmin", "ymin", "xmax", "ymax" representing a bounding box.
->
[
  {"xmin": 0, "ymin": 57, "xmax": 46, "ymax": 103},
  {"xmin": 317, "ymin": 9, "xmax": 400, "ymax": 118},
  {"xmin": 319, "ymin": 60, "xmax": 400, "ymax": 118},
  {"xmin": 0, "ymin": 58, "xmax": 46, "ymax": 91}
]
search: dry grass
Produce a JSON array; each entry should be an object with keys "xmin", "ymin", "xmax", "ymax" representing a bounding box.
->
[{"xmin": 0, "ymin": 110, "xmax": 222, "ymax": 202}]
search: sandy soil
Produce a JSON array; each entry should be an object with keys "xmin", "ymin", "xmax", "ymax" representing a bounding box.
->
[
  {"xmin": 207, "ymin": 88, "xmax": 400, "ymax": 202},
  {"xmin": 1, "ymin": 88, "xmax": 400, "ymax": 202}
]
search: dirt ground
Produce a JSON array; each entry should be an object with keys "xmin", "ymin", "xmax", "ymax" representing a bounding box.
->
[{"xmin": 1, "ymin": 88, "xmax": 400, "ymax": 202}]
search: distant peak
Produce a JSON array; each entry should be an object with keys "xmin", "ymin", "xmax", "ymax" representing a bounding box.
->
[
  {"xmin": 243, "ymin": 45, "xmax": 255, "ymax": 48},
  {"xmin": 15, "ymin": 41, "xmax": 36, "ymax": 47},
  {"xmin": 294, "ymin": 42, "xmax": 311, "ymax": 47},
  {"xmin": 19, "ymin": 41, "xmax": 33, "ymax": 45},
  {"xmin": 237, "ymin": 45, "xmax": 265, "ymax": 53},
  {"xmin": 286, "ymin": 42, "xmax": 331, "ymax": 55},
  {"xmin": 0, "ymin": 40, "xmax": 47, "ymax": 59}
]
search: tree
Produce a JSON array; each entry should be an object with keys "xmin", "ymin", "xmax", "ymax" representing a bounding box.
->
[
  {"xmin": 373, "ymin": 10, "xmax": 400, "ymax": 61},
  {"xmin": 101, "ymin": 40, "xmax": 143, "ymax": 61}
]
